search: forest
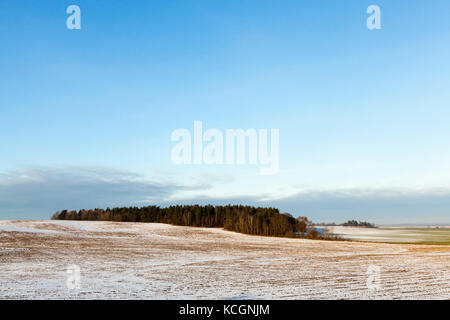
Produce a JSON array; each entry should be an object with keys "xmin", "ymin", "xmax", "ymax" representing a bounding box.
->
[{"xmin": 51, "ymin": 205, "xmax": 329, "ymax": 238}]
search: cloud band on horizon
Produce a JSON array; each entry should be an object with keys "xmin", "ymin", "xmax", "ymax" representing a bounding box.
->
[{"xmin": 0, "ymin": 167, "xmax": 449, "ymax": 225}]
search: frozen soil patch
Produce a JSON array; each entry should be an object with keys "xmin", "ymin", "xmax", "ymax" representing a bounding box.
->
[{"xmin": 0, "ymin": 220, "xmax": 448, "ymax": 299}]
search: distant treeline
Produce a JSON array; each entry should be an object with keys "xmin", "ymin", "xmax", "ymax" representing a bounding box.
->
[
  {"xmin": 342, "ymin": 220, "xmax": 376, "ymax": 228},
  {"xmin": 315, "ymin": 220, "xmax": 376, "ymax": 228},
  {"xmin": 52, "ymin": 205, "xmax": 317, "ymax": 238}
]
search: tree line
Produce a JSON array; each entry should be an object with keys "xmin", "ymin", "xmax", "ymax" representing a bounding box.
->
[
  {"xmin": 52, "ymin": 205, "xmax": 314, "ymax": 238},
  {"xmin": 341, "ymin": 220, "xmax": 376, "ymax": 228},
  {"xmin": 315, "ymin": 220, "xmax": 376, "ymax": 228}
]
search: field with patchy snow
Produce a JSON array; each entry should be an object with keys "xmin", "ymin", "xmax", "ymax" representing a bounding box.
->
[{"xmin": 0, "ymin": 220, "xmax": 448, "ymax": 299}]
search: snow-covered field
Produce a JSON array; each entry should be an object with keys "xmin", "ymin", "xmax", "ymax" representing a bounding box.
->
[{"xmin": 0, "ymin": 220, "xmax": 448, "ymax": 299}]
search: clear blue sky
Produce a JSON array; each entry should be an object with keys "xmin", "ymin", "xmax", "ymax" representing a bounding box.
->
[{"xmin": 1, "ymin": 1, "xmax": 450, "ymax": 224}]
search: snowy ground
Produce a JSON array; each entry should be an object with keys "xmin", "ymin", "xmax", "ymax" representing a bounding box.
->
[{"xmin": 0, "ymin": 220, "xmax": 448, "ymax": 299}]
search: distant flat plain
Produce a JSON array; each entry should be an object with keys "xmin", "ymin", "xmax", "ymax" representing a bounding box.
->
[
  {"xmin": 323, "ymin": 226, "xmax": 450, "ymax": 245},
  {"xmin": 0, "ymin": 220, "xmax": 448, "ymax": 299}
]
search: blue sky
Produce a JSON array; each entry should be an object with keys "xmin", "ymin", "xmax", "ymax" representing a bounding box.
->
[{"xmin": 1, "ymin": 1, "xmax": 450, "ymax": 224}]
